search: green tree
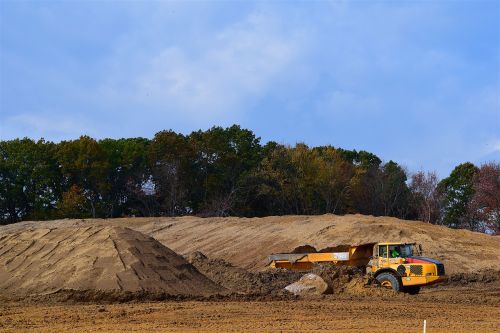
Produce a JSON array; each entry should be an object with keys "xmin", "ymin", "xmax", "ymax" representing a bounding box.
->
[
  {"xmin": 242, "ymin": 143, "xmax": 299, "ymax": 215},
  {"xmin": 286, "ymin": 144, "xmax": 312, "ymax": 213},
  {"xmin": 56, "ymin": 136, "xmax": 110, "ymax": 218},
  {"xmin": 337, "ymin": 148, "xmax": 382, "ymax": 168},
  {"xmin": 349, "ymin": 165, "xmax": 380, "ymax": 215},
  {"xmin": 0, "ymin": 139, "xmax": 62, "ymax": 223},
  {"xmin": 244, "ymin": 144, "xmax": 355, "ymax": 216},
  {"xmin": 148, "ymin": 131, "xmax": 193, "ymax": 216},
  {"xmin": 99, "ymin": 137, "xmax": 150, "ymax": 217},
  {"xmin": 349, "ymin": 160, "xmax": 412, "ymax": 219},
  {"xmin": 438, "ymin": 162, "xmax": 479, "ymax": 229},
  {"xmin": 378, "ymin": 161, "xmax": 412, "ymax": 218},
  {"xmin": 189, "ymin": 125, "xmax": 262, "ymax": 216},
  {"xmin": 314, "ymin": 146, "xmax": 354, "ymax": 214}
]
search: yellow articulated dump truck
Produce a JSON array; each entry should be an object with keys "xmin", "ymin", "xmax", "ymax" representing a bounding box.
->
[{"xmin": 268, "ymin": 242, "xmax": 446, "ymax": 294}]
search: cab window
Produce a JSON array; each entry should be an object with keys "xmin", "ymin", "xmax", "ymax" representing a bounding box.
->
[
  {"xmin": 389, "ymin": 245, "xmax": 401, "ymax": 258},
  {"xmin": 378, "ymin": 246, "xmax": 388, "ymax": 257},
  {"xmin": 400, "ymin": 244, "xmax": 413, "ymax": 258}
]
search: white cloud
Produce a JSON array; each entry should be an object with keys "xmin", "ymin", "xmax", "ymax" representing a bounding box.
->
[{"xmin": 121, "ymin": 12, "xmax": 305, "ymax": 122}]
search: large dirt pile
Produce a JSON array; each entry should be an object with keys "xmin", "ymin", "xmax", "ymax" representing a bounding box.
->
[
  {"xmin": 3, "ymin": 214, "xmax": 500, "ymax": 274},
  {"xmin": 0, "ymin": 226, "xmax": 223, "ymax": 298},
  {"xmin": 186, "ymin": 251, "xmax": 302, "ymax": 295}
]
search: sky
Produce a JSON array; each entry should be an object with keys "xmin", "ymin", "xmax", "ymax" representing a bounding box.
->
[{"xmin": 0, "ymin": 0, "xmax": 499, "ymax": 177}]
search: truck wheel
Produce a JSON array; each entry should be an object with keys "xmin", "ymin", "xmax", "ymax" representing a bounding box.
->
[
  {"xmin": 376, "ymin": 272, "xmax": 402, "ymax": 292},
  {"xmin": 404, "ymin": 286, "xmax": 421, "ymax": 295}
]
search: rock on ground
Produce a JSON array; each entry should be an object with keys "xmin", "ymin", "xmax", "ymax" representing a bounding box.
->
[{"xmin": 285, "ymin": 273, "xmax": 329, "ymax": 296}]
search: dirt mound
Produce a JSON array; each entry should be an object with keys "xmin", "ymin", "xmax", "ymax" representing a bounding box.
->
[
  {"xmin": 186, "ymin": 251, "xmax": 254, "ymax": 293},
  {"xmin": 0, "ymin": 227, "xmax": 223, "ymax": 298},
  {"xmin": 311, "ymin": 264, "xmax": 395, "ymax": 296},
  {"xmin": 186, "ymin": 251, "xmax": 302, "ymax": 295},
  {"xmin": 291, "ymin": 245, "xmax": 318, "ymax": 253},
  {"xmin": 319, "ymin": 244, "xmax": 351, "ymax": 252},
  {"xmin": 290, "ymin": 244, "xmax": 352, "ymax": 253},
  {"xmin": 3, "ymin": 214, "xmax": 500, "ymax": 274}
]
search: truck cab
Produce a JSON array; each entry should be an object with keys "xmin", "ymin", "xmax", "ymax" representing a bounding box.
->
[{"xmin": 369, "ymin": 242, "xmax": 447, "ymax": 294}]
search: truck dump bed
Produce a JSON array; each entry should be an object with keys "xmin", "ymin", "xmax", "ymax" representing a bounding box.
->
[{"xmin": 268, "ymin": 243, "xmax": 375, "ymax": 270}]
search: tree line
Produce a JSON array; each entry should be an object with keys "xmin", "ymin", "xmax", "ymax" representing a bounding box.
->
[{"xmin": 1, "ymin": 125, "xmax": 498, "ymax": 233}]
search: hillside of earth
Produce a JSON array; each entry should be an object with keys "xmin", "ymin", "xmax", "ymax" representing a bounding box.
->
[{"xmin": 2, "ymin": 214, "xmax": 499, "ymax": 274}]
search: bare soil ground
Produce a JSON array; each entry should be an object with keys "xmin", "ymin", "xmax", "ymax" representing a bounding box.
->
[{"xmin": 1, "ymin": 284, "xmax": 499, "ymax": 333}]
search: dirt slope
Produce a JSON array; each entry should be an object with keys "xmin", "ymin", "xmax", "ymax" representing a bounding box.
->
[
  {"xmin": 2, "ymin": 214, "xmax": 499, "ymax": 274},
  {"xmin": 186, "ymin": 251, "xmax": 303, "ymax": 295},
  {"xmin": 0, "ymin": 226, "xmax": 223, "ymax": 297}
]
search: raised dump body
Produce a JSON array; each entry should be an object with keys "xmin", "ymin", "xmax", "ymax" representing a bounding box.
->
[{"xmin": 268, "ymin": 243, "xmax": 375, "ymax": 270}]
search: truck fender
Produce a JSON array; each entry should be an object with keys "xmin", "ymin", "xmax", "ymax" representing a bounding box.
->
[{"xmin": 374, "ymin": 268, "xmax": 401, "ymax": 280}]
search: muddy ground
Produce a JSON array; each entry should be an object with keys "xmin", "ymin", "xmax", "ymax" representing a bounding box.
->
[
  {"xmin": 1, "ymin": 283, "xmax": 499, "ymax": 333},
  {"xmin": 1, "ymin": 270, "xmax": 499, "ymax": 333}
]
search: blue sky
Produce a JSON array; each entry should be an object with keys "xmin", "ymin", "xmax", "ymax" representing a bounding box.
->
[{"xmin": 0, "ymin": 1, "xmax": 499, "ymax": 177}]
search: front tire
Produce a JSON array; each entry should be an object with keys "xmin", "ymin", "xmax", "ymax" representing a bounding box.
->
[{"xmin": 376, "ymin": 272, "xmax": 402, "ymax": 292}]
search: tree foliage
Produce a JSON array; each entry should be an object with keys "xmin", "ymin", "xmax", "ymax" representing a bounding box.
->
[
  {"xmin": 0, "ymin": 139, "xmax": 61, "ymax": 223},
  {"xmin": 56, "ymin": 136, "xmax": 111, "ymax": 218},
  {"xmin": 1, "ymin": 126, "xmax": 498, "ymax": 234},
  {"xmin": 438, "ymin": 162, "xmax": 479, "ymax": 229},
  {"xmin": 469, "ymin": 163, "xmax": 500, "ymax": 233},
  {"xmin": 409, "ymin": 171, "xmax": 441, "ymax": 223}
]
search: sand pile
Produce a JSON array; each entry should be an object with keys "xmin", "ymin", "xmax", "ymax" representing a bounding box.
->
[
  {"xmin": 186, "ymin": 251, "xmax": 302, "ymax": 295},
  {"xmin": 0, "ymin": 226, "xmax": 223, "ymax": 298},
  {"xmin": 3, "ymin": 214, "xmax": 500, "ymax": 274}
]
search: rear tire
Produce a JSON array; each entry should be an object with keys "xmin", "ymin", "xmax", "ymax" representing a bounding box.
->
[
  {"xmin": 404, "ymin": 286, "xmax": 421, "ymax": 295},
  {"xmin": 376, "ymin": 272, "xmax": 402, "ymax": 292}
]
